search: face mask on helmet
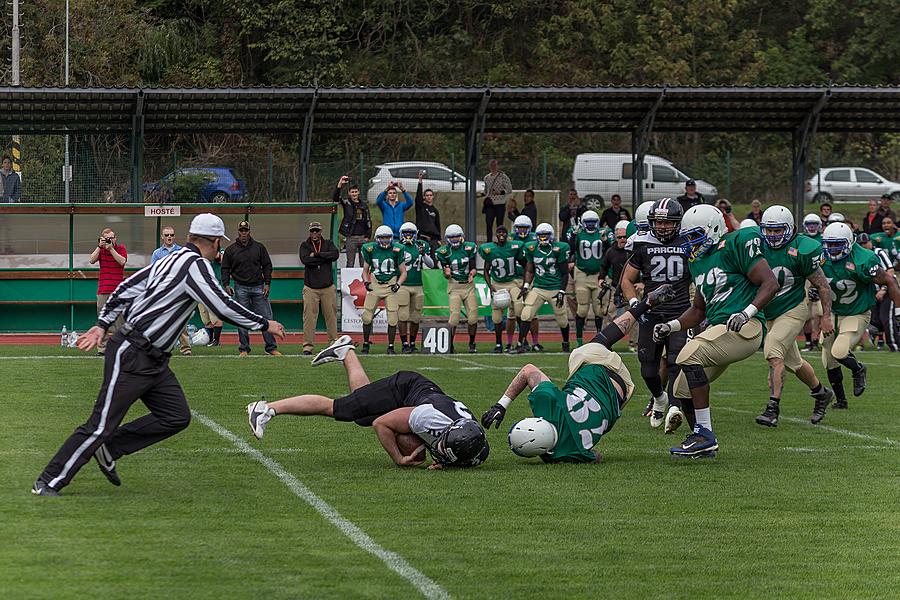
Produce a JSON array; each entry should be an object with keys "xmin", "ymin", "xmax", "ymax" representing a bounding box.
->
[
  {"xmin": 400, "ymin": 228, "xmax": 417, "ymax": 244},
  {"xmin": 434, "ymin": 419, "xmax": 487, "ymax": 465},
  {"xmin": 679, "ymin": 226, "xmax": 715, "ymax": 261},
  {"xmin": 636, "ymin": 221, "xmax": 651, "ymax": 233},
  {"xmin": 447, "ymin": 234, "xmax": 463, "ymax": 247},
  {"xmin": 514, "ymin": 225, "xmax": 531, "ymax": 238},
  {"xmin": 376, "ymin": 234, "xmax": 393, "ymax": 248},
  {"xmin": 536, "ymin": 231, "xmax": 553, "ymax": 245},
  {"xmin": 581, "ymin": 218, "xmax": 599, "ymax": 232},
  {"xmin": 804, "ymin": 221, "xmax": 820, "ymax": 235},
  {"xmin": 652, "ymin": 217, "xmax": 680, "ymax": 242},
  {"xmin": 762, "ymin": 223, "xmax": 794, "ymax": 249},
  {"xmin": 822, "ymin": 237, "xmax": 851, "ymax": 260}
]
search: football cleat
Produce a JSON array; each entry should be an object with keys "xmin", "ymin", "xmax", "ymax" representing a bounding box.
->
[
  {"xmin": 531, "ymin": 344, "xmax": 544, "ymax": 352},
  {"xmin": 650, "ymin": 393, "xmax": 669, "ymax": 428},
  {"xmin": 247, "ymin": 400, "xmax": 275, "ymax": 440},
  {"xmin": 832, "ymin": 399, "xmax": 848, "ymax": 410},
  {"xmin": 492, "ymin": 344, "xmax": 503, "ymax": 354},
  {"xmin": 641, "ymin": 398, "xmax": 654, "ymax": 418},
  {"xmin": 670, "ymin": 426, "xmax": 718, "ymax": 457},
  {"xmin": 664, "ymin": 405, "xmax": 684, "ymax": 434},
  {"xmin": 94, "ymin": 443, "xmax": 121, "ymax": 486},
  {"xmin": 468, "ymin": 343, "xmax": 477, "ymax": 354},
  {"xmin": 386, "ymin": 345, "xmax": 396, "ymax": 355},
  {"xmin": 851, "ymin": 364, "xmax": 867, "ymax": 397},
  {"xmin": 360, "ymin": 343, "xmax": 370, "ymax": 355},
  {"xmin": 561, "ymin": 341, "xmax": 571, "ymax": 353},
  {"xmin": 810, "ymin": 387, "xmax": 833, "ymax": 424},
  {"xmin": 31, "ymin": 479, "xmax": 60, "ymax": 497},
  {"xmin": 408, "ymin": 344, "xmax": 418, "ymax": 353},
  {"xmin": 312, "ymin": 335, "xmax": 355, "ymax": 366},
  {"xmin": 755, "ymin": 400, "xmax": 780, "ymax": 427}
]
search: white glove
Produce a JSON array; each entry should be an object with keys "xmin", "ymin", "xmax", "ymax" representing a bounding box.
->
[
  {"xmin": 652, "ymin": 323, "xmax": 672, "ymax": 342},
  {"xmin": 726, "ymin": 310, "xmax": 751, "ymax": 332}
]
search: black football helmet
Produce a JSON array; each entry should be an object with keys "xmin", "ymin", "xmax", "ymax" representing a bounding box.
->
[
  {"xmin": 434, "ymin": 418, "xmax": 488, "ymax": 466},
  {"xmin": 649, "ymin": 197, "xmax": 684, "ymax": 243}
]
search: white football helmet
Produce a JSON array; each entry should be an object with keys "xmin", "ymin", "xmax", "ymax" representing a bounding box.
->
[
  {"xmin": 740, "ymin": 218, "xmax": 759, "ymax": 230},
  {"xmin": 492, "ymin": 289, "xmax": 511, "ymax": 309},
  {"xmin": 760, "ymin": 205, "xmax": 795, "ymax": 248},
  {"xmin": 513, "ymin": 215, "xmax": 533, "ymax": 238},
  {"xmin": 190, "ymin": 328, "xmax": 210, "ymax": 347},
  {"xmin": 375, "ymin": 225, "xmax": 394, "ymax": 248},
  {"xmin": 614, "ymin": 219, "xmax": 631, "ymax": 232},
  {"xmin": 635, "ymin": 201, "xmax": 655, "ymax": 232},
  {"xmin": 828, "ymin": 212, "xmax": 845, "ymax": 223},
  {"xmin": 508, "ymin": 417, "xmax": 558, "ymax": 457},
  {"xmin": 535, "ymin": 222, "xmax": 554, "ymax": 245},
  {"xmin": 822, "ymin": 222, "xmax": 854, "ymax": 261},
  {"xmin": 803, "ymin": 213, "xmax": 822, "ymax": 235},
  {"xmin": 399, "ymin": 222, "xmax": 418, "ymax": 244},
  {"xmin": 680, "ymin": 204, "xmax": 727, "ymax": 261},
  {"xmin": 580, "ymin": 210, "xmax": 600, "ymax": 232},
  {"xmin": 445, "ymin": 224, "xmax": 464, "ymax": 247}
]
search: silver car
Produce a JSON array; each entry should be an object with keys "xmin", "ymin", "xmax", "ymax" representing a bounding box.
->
[
  {"xmin": 805, "ymin": 167, "xmax": 900, "ymax": 203},
  {"xmin": 366, "ymin": 161, "xmax": 485, "ymax": 204}
]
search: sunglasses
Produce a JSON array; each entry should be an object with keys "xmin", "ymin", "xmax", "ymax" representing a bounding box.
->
[
  {"xmin": 615, "ymin": 235, "xmax": 627, "ymax": 239},
  {"xmin": 163, "ymin": 233, "xmax": 175, "ymax": 237}
]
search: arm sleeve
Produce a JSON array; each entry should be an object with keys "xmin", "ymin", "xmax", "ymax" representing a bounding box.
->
[
  {"xmin": 260, "ymin": 245, "xmax": 274, "ymax": 284},
  {"xmin": 97, "ymin": 266, "xmax": 151, "ymax": 329},
  {"xmin": 375, "ymin": 190, "xmax": 386, "ymax": 208},
  {"xmin": 434, "ymin": 209, "xmax": 441, "ymax": 235},
  {"xmin": 598, "ymin": 250, "xmax": 611, "ymax": 279},
  {"xmin": 186, "ymin": 259, "xmax": 268, "ymax": 330},
  {"xmin": 320, "ymin": 240, "xmax": 340, "ymax": 261},
  {"xmin": 416, "ymin": 182, "xmax": 424, "ymax": 205},
  {"xmin": 401, "ymin": 191, "xmax": 414, "ymax": 210},
  {"xmin": 299, "ymin": 242, "xmax": 323, "ymax": 267},
  {"xmin": 332, "ymin": 186, "xmax": 341, "ymax": 203},
  {"xmin": 220, "ymin": 249, "xmax": 232, "ymax": 285}
]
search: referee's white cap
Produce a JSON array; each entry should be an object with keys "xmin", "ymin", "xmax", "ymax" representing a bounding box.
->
[{"xmin": 189, "ymin": 213, "xmax": 230, "ymax": 241}]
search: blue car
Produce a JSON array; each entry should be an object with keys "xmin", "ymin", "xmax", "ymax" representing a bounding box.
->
[{"xmin": 143, "ymin": 168, "xmax": 248, "ymax": 203}]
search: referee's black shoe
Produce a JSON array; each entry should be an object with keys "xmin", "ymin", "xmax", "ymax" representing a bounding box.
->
[
  {"xmin": 32, "ymin": 479, "xmax": 60, "ymax": 497},
  {"xmin": 94, "ymin": 443, "xmax": 121, "ymax": 486}
]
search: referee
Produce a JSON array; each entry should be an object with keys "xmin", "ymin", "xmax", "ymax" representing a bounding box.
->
[{"xmin": 32, "ymin": 214, "xmax": 286, "ymax": 496}]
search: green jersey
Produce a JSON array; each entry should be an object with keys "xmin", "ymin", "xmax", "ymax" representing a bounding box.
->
[
  {"xmin": 805, "ymin": 232, "xmax": 822, "ymax": 243},
  {"xmin": 479, "ymin": 241, "xmax": 522, "ymax": 283},
  {"xmin": 522, "ymin": 241, "xmax": 571, "ymax": 290},
  {"xmin": 527, "ymin": 364, "xmax": 622, "ymax": 463},
  {"xmin": 689, "ymin": 227, "xmax": 767, "ymax": 327},
  {"xmin": 362, "ymin": 241, "xmax": 403, "ymax": 284},
  {"xmin": 869, "ymin": 231, "xmax": 895, "ymax": 251},
  {"xmin": 821, "ymin": 244, "xmax": 881, "ymax": 317},
  {"xmin": 761, "ymin": 235, "xmax": 823, "ymax": 320},
  {"xmin": 400, "ymin": 240, "xmax": 430, "ymax": 287},
  {"xmin": 511, "ymin": 233, "xmax": 535, "ymax": 277},
  {"xmin": 436, "ymin": 241, "xmax": 478, "ymax": 283},
  {"xmin": 625, "ymin": 220, "xmax": 637, "ymax": 238},
  {"xmin": 569, "ymin": 229, "xmax": 605, "ymax": 274}
]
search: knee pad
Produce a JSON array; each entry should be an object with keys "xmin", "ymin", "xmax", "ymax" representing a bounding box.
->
[
  {"xmin": 681, "ymin": 363, "xmax": 709, "ymax": 389},
  {"xmin": 361, "ymin": 310, "xmax": 374, "ymax": 325}
]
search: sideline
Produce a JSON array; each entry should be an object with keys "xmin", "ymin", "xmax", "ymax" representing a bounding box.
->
[{"xmin": 191, "ymin": 410, "xmax": 451, "ymax": 600}]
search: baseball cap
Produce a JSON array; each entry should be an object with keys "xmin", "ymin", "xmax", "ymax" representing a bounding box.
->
[
  {"xmin": 881, "ymin": 193, "xmax": 892, "ymax": 200},
  {"xmin": 238, "ymin": 220, "xmax": 251, "ymax": 231},
  {"xmin": 189, "ymin": 213, "xmax": 230, "ymax": 240},
  {"xmin": 308, "ymin": 221, "xmax": 323, "ymax": 231},
  {"xmin": 685, "ymin": 179, "xmax": 696, "ymax": 186}
]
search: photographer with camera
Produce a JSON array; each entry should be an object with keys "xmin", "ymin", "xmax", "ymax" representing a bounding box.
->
[
  {"xmin": 89, "ymin": 228, "xmax": 128, "ymax": 355},
  {"xmin": 333, "ymin": 175, "xmax": 371, "ymax": 267}
]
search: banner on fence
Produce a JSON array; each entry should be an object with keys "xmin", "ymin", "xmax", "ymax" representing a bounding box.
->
[{"xmin": 339, "ymin": 267, "xmax": 387, "ymax": 333}]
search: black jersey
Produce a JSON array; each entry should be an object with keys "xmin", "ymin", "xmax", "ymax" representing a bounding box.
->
[{"xmin": 627, "ymin": 237, "xmax": 691, "ymax": 318}]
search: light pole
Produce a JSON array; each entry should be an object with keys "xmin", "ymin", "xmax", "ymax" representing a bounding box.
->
[
  {"xmin": 12, "ymin": 0, "xmax": 21, "ymax": 177},
  {"xmin": 64, "ymin": 0, "xmax": 71, "ymax": 203}
]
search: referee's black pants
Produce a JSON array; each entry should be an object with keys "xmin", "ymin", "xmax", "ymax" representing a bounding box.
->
[{"xmin": 39, "ymin": 331, "xmax": 190, "ymax": 491}]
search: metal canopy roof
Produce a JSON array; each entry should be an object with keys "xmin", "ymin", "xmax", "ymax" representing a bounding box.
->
[{"xmin": 2, "ymin": 86, "xmax": 900, "ymax": 134}]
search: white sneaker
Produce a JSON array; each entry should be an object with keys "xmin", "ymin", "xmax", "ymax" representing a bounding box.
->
[
  {"xmin": 311, "ymin": 335, "xmax": 355, "ymax": 366},
  {"xmin": 664, "ymin": 404, "xmax": 685, "ymax": 434},
  {"xmin": 247, "ymin": 400, "xmax": 275, "ymax": 440},
  {"xmin": 649, "ymin": 392, "xmax": 668, "ymax": 428}
]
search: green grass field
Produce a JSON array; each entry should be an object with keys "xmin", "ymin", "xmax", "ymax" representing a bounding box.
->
[{"xmin": 2, "ymin": 343, "xmax": 899, "ymax": 599}]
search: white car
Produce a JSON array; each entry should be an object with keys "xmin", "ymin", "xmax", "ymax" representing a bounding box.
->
[
  {"xmin": 366, "ymin": 161, "xmax": 485, "ymax": 204},
  {"xmin": 805, "ymin": 167, "xmax": 900, "ymax": 203}
]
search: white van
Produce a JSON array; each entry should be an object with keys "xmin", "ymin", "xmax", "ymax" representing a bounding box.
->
[{"xmin": 573, "ymin": 153, "xmax": 717, "ymax": 209}]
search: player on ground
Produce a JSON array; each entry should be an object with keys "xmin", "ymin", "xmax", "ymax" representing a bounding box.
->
[
  {"xmin": 568, "ymin": 210, "xmax": 611, "ymax": 344},
  {"xmin": 247, "ymin": 336, "xmax": 488, "ymax": 468},
  {"xmin": 511, "ymin": 215, "xmax": 541, "ymax": 350},
  {"xmin": 480, "ymin": 284, "xmax": 676, "ymax": 462},
  {"xmin": 514, "ymin": 223, "xmax": 572, "ymax": 353},
  {"xmin": 621, "ymin": 198, "xmax": 691, "ymax": 433},
  {"xmin": 754, "ymin": 205, "xmax": 835, "ymax": 426},
  {"xmin": 435, "ymin": 224, "xmax": 479, "ymax": 353},
  {"xmin": 820, "ymin": 222, "xmax": 900, "ymax": 408},
  {"xmin": 481, "ymin": 225, "xmax": 526, "ymax": 353},
  {"xmin": 653, "ymin": 205, "xmax": 779, "ymax": 457},
  {"xmin": 360, "ymin": 225, "xmax": 407, "ymax": 354},
  {"xmin": 397, "ymin": 222, "xmax": 434, "ymax": 353}
]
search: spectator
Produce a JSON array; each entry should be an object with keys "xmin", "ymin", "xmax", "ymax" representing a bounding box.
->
[
  {"xmin": 333, "ymin": 175, "xmax": 371, "ymax": 267},
  {"xmin": 299, "ymin": 221, "xmax": 339, "ymax": 356},
  {"xmin": 600, "ymin": 193, "xmax": 631, "ymax": 228},
  {"xmin": 676, "ymin": 179, "xmax": 705, "ymax": 212},
  {"xmin": 483, "ymin": 159, "xmax": 512, "ymax": 236},
  {"xmin": 89, "ymin": 227, "xmax": 127, "ymax": 355},
  {"xmin": 375, "ymin": 182, "xmax": 414, "ymax": 237},
  {"xmin": 863, "ymin": 198, "xmax": 885, "ymax": 234},
  {"xmin": 746, "ymin": 199, "xmax": 764, "ymax": 224},
  {"xmin": 508, "ymin": 189, "xmax": 538, "ymax": 227},
  {"xmin": 819, "ymin": 202, "xmax": 833, "ymax": 222},
  {"xmin": 414, "ymin": 170, "xmax": 442, "ymax": 253},
  {"xmin": 716, "ymin": 199, "xmax": 741, "ymax": 232},
  {"xmin": 151, "ymin": 225, "xmax": 191, "ymax": 356},
  {"xmin": 878, "ymin": 193, "xmax": 897, "ymax": 223},
  {"xmin": 222, "ymin": 220, "xmax": 281, "ymax": 356},
  {"xmin": 859, "ymin": 233, "xmax": 898, "ymax": 351},
  {"xmin": 0, "ymin": 155, "xmax": 21, "ymax": 203},
  {"xmin": 559, "ymin": 189, "xmax": 587, "ymax": 233}
]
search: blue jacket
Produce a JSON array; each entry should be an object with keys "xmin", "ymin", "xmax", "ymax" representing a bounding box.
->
[
  {"xmin": 151, "ymin": 243, "xmax": 183, "ymax": 263},
  {"xmin": 375, "ymin": 190, "xmax": 414, "ymax": 236}
]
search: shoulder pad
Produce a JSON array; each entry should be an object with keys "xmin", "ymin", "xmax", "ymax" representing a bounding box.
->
[{"xmin": 482, "ymin": 245, "xmax": 491, "ymax": 254}]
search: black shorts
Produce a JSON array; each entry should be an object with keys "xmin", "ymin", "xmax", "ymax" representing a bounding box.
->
[
  {"xmin": 333, "ymin": 371, "xmax": 442, "ymax": 426},
  {"xmin": 637, "ymin": 313, "xmax": 688, "ymax": 366}
]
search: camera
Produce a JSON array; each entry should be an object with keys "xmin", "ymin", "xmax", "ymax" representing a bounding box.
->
[{"xmin": 99, "ymin": 237, "xmax": 113, "ymax": 246}]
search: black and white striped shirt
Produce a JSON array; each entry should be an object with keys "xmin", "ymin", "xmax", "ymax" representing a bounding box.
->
[
  {"xmin": 874, "ymin": 247, "xmax": 893, "ymax": 272},
  {"xmin": 98, "ymin": 244, "xmax": 268, "ymax": 351}
]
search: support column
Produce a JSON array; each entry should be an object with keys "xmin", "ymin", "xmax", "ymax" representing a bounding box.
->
[
  {"xmin": 465, "ymin": 90, "xmax": 491, "ymax": 240},
  {"xmin": 130, "ymin": 92, "xmax": 144, "ymax": 203},
  {"xmin": 299, "ymin": 89, "xmax": 319, "ymax": 202},
  {"xmin": 631, "ymin": 90, "xmax": 665, "ymax": 215},
  {"xmin": 791, "ymin": 90, "xmax": 830, "ymax": 226}
]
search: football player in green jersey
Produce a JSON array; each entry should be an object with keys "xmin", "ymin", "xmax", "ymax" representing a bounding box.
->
[
  {"xmin": 870, "ymin": 217, "xmax": 898, "ymax": 259},
  {"xmin": 480, "ymin": 283, "xmax": 676, "ymax": 462},
  {"xmin": 801, "ymin": 212, "xmax": 826, "ymax": 351},
  {"xmin": 654, "ymin": 205, "xmax": 779, "ymax": 457},
  {"xmin": 515, "ymin": 223, "xmax": 572, "ymax": 353},
  {"xmin": 820, "ymin": 222, "xmax": 900, "ymax": 407},
  {"xmin": 397, "ymin": 222, "xmax": 435, "ymax": 354},
  {"xmin": 568, "ymin": 210, "xmax": 613, "ymax": 345},
  {"xmin": 511, "ymin": 215, "xmax": 541, "ymax": 349},
  {"xmin": 803, "ymin": 213, "xmax": 823, "ymax": 242},
  {"xmin": 754, "ymin": 206, "xmax": 836, "ymax": 427},
  {"xmin": 361, "ymin": 225, "xmax": 407, "ymax": 355},
  {"xmin": 435, "ymin": 224, "xmax": 479, "ymax": 353},
  {"xmin": 481, "ymin": 225, "xmax": 526, "ymax": 353}
]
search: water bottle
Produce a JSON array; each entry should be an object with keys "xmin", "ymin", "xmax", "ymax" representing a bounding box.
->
[
  {"xmin": 187, "ymin": 324, "xmax": 197, "ymax": 347},
  {"xmin": 68, "ymin": 331, "xmax": 78, "ymax": 348},
  {"xmin": 61, "ymin": 326, "xmax": 67, "ymax": 347}
]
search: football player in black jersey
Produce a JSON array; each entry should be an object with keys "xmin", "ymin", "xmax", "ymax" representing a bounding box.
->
[
  {"xmin": 621, "ymin": 198, "xmax": 691, "ymax": 434},
  {"xmin": 245, "ymin": 335, "xmax": 488, "ymax": 469}
]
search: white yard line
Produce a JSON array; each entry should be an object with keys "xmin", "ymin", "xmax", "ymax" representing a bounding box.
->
[
  {"xmin": 717, "ymin": 406, "xmax": 900, "ymax": 447},
  {"xmin": 191, "ymin": 410, "xmax": 450, "ymax": 600}
]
